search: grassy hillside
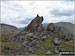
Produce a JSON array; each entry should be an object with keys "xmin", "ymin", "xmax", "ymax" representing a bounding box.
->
[
  {"xmin": 0, "ymin": 24, "xmax": 19, "ymax": 33},
  {"xmin": 54, "ymin": 22, "xmax": 74, "ymax": 35}
]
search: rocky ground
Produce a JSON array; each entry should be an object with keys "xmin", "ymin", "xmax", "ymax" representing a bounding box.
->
[{"xmin": 0, "ymin": 15, "xmax": 74, "ymax": 56}]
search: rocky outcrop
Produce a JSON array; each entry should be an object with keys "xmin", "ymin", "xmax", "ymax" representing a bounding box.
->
[
  {"xmin": 47, "ymin": 23, "xmax": 65, "ymax": 34},
  {"xmin": 47, "ymin": 23, "xmax": 73, "ymax": 41},
  {"xmin": 25, "ymin": 14, "xmax": 44, "ymax": 32},
  {"xmin": 8, "ymin": 15, "xmax": 74, "ymax": 55}
]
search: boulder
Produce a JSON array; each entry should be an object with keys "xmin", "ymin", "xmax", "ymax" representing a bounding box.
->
[
  {"xmin": 47, "ymin": 23, "xmax": 56, "ymax": 32},
  {"xmin": 41, "ymin": 36, "xmax": 47, "ymax": 41},
  {"xmin": 47, "ymin": 23, "xmax": 65, "ymax": 34},
  {"xmin": 24, "ymin": 41, "xmax": 31, "ymax": 48},
  {"xmin": 30, "ymin": 40, "xmax": 39, "ymax": 47},
  {"xmin": 25, "ymin": 33, "xmax": 36, "ymax": 41},
  {"xmin": 65, "ymin": 33, "xmax": 73, "ymax": 41},
  {"xmin": 53, "ymin": 38, "xmax": 62, "ymax": 45},
  {"xmin": 28, "ymin": 47, "xmax": 33, "ymax": 52}
]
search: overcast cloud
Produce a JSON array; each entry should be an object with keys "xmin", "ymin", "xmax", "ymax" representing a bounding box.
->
[{"xmin": 1, "ymin": 1, "xmax": 74, "ymax": 28}]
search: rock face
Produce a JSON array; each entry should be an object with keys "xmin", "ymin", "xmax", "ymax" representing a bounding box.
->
[{"xmin": 25, "ymin": 14, "xmax": 44, "ymax": 32}]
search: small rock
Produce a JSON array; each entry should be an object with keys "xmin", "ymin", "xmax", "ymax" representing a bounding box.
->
[
  {"xmin": 53, "ymin": 38, "xmax": 61, "ymax": 45},
  {"xmin": 47, "ymin": 23, "xmax": 55, "ymax": 32},
  {"xmin": 30, "ymin": 40, "xmax": 39, "ymax": 47},
  {"xmin": 41, "ymin": 36, "xmax": 47, "ymax": 41},
  {"xmin": 28, "ymin": 47, "xmax": 33, "ymax": 52},
  {"xmin": 45, "ymin": 50, "xmax": 51, "ymax": 55},
  {"xmin": 65, "ymin": 33, "xmax": 72, "ymax": 41},
  {"xmin": 54, "ymin": 46, "xmax": 60, "ymax": 53}
]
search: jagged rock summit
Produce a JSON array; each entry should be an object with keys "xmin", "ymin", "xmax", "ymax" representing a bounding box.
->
[
  {"xmin": 25, "ymin": 14, "xmax": 44, "ymax": 32},
  {"xmin": 11, "ymin": 14, "xmax": 44, "ymax": 43}
]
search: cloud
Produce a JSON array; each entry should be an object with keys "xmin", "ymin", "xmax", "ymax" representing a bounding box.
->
[
  {"xmin": 18, "ymin": 18, "xmax": 32, "ymax": 24},
  {"xmin": 51, "ymin": 8, "xmax": 74, "ymax": 17},
  {"xmin": 1, "ymin": 1, "xmax": 74, "ymax": 28}
]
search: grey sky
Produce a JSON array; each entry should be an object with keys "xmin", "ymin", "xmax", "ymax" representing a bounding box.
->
[{"xmin": 1, "ymin": 1, "xmax": 74, "ymax": 28}]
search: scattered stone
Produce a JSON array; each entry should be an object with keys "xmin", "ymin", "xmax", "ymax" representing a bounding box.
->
[
  {"xmin": 30, "ymin": 40, "xmax": 39, "ymax": 47},
  {"xmin": 45, "ymin": 50, "xmax": 51, "ymax": 55},
  {"xmin": 66, "ymin": 40, "xmax": 74, "ymax": 45},
  {"xmin": 28, "ymin": 47, "xmax": 33, "ymax": 53},
  {"xmin": 41, "ymin": 36, "xmax": 47, "ymax": 41},
  {"xmin": 65, "ymin": 33, "xmax": 72, "ymax": 41},
  {"xmin": 54, "ymin": 46, "xmax": 60, "ymax": 53},
  {"xmin": 53, "ymin": 38, "xmax": 62, "ymax": 45}
]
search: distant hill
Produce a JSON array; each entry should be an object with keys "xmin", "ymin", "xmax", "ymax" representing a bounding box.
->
[
  {"xmin": 0, "ymin": 23, "xmax": 19, "ymax": 33},
  {"xmin": 54, "ymin": 22, "xmax": 74, "ymax": 35},
  {"xmin": 18, "ymin": 22, "xmax": 74, "ymax": 34},
  {"xmin": 43, "ymin": 22, "xmax": 74, "ymax": 35},
  {"xmin": 18, "ymin": 27, "xmax": 24, "ymax": 31},
  {"xmin": 0, "ymin": 24, "xmax": 20, "ymax": 42}
]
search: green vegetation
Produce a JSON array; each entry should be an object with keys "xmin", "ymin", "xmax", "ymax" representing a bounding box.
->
[
  {"xmin": 0, "ymin": 42, "xmax": 18, "ymax": 55},
  {"xmin": 34, "ymin": 48, "xmax": 48, "ymax": 55},
  {"xmin": 0, "ymin": 32, "xmax": 17, "ymax": 42},
  {"xmin": 53, "ymin": 34, "xmax": 66, "ymax": 39},
  {"xmin": 59, "ymin": 43, "xmax": 74, "ymax": 51},
  {"xmin": 55, "ymin": 22, "xmax": 74, "ymax": 35},
  {"xmin": 36, "ymin": 33, "xmax": 41, "ymax": 37},
  {"xmin": 34, "ymin": 37, "xmax": 57, "ymax": 55},
  {"xmin": 1, "ymin": 42, "xmax": 18, "ymax": 47},
  {"xmin": 40, "ymin": 38, "xmax": 54, "ymax": 49},
  {"xmin": 19, "ymin": 52, "xmax": 25, "ymax": 55}
]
